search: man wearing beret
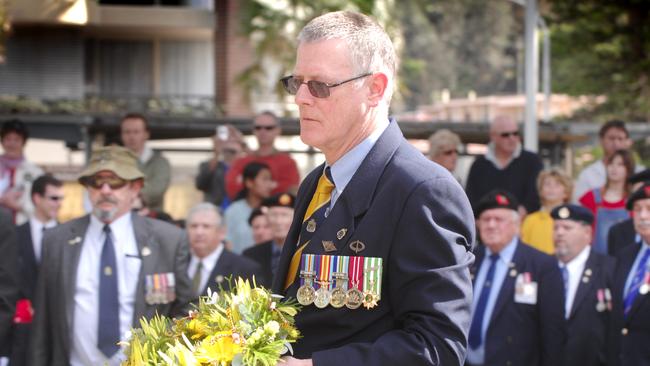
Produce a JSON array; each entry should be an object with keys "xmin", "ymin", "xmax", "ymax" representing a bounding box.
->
[
  {"xmin": 608, "ymin": 182, "xmax": 650, "ymax": 366},
  {"xmin": 552, "ymin": 204, "xmax": 614, "ymax": 366},
  {"xmin": 185, "ymin": 201, "xmax": 261, "ymax": 297},
  {"xmin": 467, "ymin": 190, "xmax": 565, "ymax": 366},
  {"xmin": 29, "ymin": 146, "xmax": 193, "ymax": 366},
  {"xmin": 244, "ymin": 193, "xmax": 296, "ymax": 289}
]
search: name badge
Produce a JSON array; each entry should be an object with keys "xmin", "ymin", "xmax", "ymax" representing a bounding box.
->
[{"xmin": 514, "ymin": 272, "xmax": 537, "ymax": 305}]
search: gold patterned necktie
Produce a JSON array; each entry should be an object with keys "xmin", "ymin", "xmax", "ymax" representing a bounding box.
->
[{"xmin": 284, "ymin": 170, "xmax": 335, "ymax": 290}]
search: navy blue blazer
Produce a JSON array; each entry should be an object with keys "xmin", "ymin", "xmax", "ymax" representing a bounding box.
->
[
  {"xmin": 608, "ymin": 240, "xmax": 650, "ymax": 366},
  {"xmin": 0, "ymin": 209, "xmax": 19, "ymax": 357},
  {"xmin": 563, "ymin": 250, "xmax": 615, "ymax": 366},
  {"xmin": 607, "ymin": 219, "xmax": 636, "ymax": 257},
  {"xmin": 272, "ymin": 121, "xmax": 476, "ymax": 366},
  {"xmin": 470, "ymin": 241, "xmax": 565, "ymax": 366},
  {"xmin": 199, "ymin": 249, "xmax": 263, "ymax": 295},
  {"xmin": 242, "ymin": 240, "xmax": 275, "ymax": 289}
]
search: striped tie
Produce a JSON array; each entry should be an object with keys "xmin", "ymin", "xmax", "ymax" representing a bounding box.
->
[{"xmin": 284, "ymin": 169, "xmax": 335, "ymax": 290}]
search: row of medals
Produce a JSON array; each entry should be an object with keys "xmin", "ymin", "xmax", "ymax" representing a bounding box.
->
[{"xmin": 296, "ymin": 270, "xmax": 379, "ymax": 310}]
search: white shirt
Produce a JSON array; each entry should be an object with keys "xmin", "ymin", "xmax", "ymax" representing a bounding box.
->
[
  {"xmin": 188, "ymin": 244, "xmax": 224, "ymax": 295},
  {"xmin": 559, "ymin": 245, "xmax": 591, "ymax": 318},
  {"xmin": 29, "ymin": 217, "xmax": 57, "ymax": 263},
  {"xmin": 70, "ymin": 212, "xmax": 141, "ymax": 366},
  {"xmin": 139, "ymin": 145, "xmax": 154, "ymax": 164}
]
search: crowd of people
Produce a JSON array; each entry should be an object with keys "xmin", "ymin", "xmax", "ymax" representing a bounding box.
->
[{"xmin": 0, "ymin": 9, "xmax": 648, "ymax": 366}]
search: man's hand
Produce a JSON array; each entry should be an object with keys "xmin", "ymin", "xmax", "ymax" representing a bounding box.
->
[{"xmin": 279, "ymin": 356, "xmax": 313, "ymax": 366}]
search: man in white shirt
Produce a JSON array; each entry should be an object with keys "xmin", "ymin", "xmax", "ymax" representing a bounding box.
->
[
  {"xmin": 29, "ymin": 146, "xmax": 192, "ymax": 366},
  {"xmin": 10, "ymin": 174, "xmax": 63, "ymax": 366},
  {"xmin": 552, "ymin": 203, "xmax": 614, "ymax": 366},
  {"xmin": 186, "ymin": 202, "xmax": 261, "ymax": 297},
  {"xmin": 573, "ymin": 120, "xmax": 640, "ymax": 202}
]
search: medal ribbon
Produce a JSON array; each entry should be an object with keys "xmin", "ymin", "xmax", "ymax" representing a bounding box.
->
[
  {"xmin": 338, "ymin": 256, "xmax": 349, "ymax": 290},
  {"xmin": 348, "ymin": 256, "xmax": 365, "ymax": 291},
  {"xmin": 153, "ymin": 274, "xmax": 160, "ymax": 297},
  {"xmin": 524, "ymin": 272, "xmax": 531, "ymax": 283},
  {"xmin": 329, "ymin": 255, "xmax": 338, "ymax": 288},
  {"xmin": 299, "ymin": 254, "xmax": 315, "ymax": 287},
  {"xmin": 364, "ymin": 257, "xmax": 382, "ymax": 298},
  {"xmin": 317, "ymin": 254, "xmax": 331, "ymax": 290},
  {"xmin": 597, "ymin": 289, "xmax": 604, "ymax": 304},
  {"xmin": 146, "ymin": 275, "xmax": 153, "ymax": 297},
  {"xmin": 605, "ymin": 288, "xmax": 612, "ymax": 310}
]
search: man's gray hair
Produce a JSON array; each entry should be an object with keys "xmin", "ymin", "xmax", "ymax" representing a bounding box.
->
[
  {"xmin": 428, "ymin": 129, "xmax": 461, "ymax": 157},
  {"xmin": 298, "ymin": 11, "xmax": 397, "ymax": 103},
  {"xmin": 186, "ymin": 202, "xmax": 223, "ymax": 227}
]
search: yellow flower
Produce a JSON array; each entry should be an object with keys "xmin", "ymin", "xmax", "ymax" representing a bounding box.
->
[{"xmin": 195, "ymin": 331, "xmax": 242, "ymax": 365}]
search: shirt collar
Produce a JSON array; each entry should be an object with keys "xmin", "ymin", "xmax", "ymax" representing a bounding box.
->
[
  {"xmin": 485, "ymin": 236, "xmax": 518, "ymax": 264},
  {"xmin": 140, "ymin": 145, "xmax": 153, "ymax": 164},
  {"xmin": 191, "ymin": 243, "xmax": 224, "ymax": 274},
  {"xmin": 485, "ymin": 142, "xmax": 522, "ymax": 169},
  {"xmin": 30, "ymin": 216, "xmax": 57, "ymax": 229},
  {"xmin": 328, "ymin": 118, "xmax": 390, "ymax": 192}
]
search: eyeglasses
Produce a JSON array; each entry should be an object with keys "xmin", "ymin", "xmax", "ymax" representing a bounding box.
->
[
  {"xmin": 499, "ymin": 131, "xmax": 520, "ymax": 138},
  {"xmin": 442, "ymin": 149, "xmax": 459, "ymax": 156},
  {"xmin": 280, "ymin": 73, "xmax": 372, "ymax": 98},
  {"xmin": 45, "ymin": 195, "xmax": 64, "ymax": 202},
  {"xmin": 254, "ymin": 125, "xmax": 277, "ymax": 131},
  {"xmin": 84, "ymin": 176, "xmax": 129, "ymax": 190}
]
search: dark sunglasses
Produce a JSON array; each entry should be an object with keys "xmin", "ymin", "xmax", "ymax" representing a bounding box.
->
[
  {"xmin": 45, "ymin": 195, "xmax": 64, "ymax": 202},
  {"xmin": 84, "ymin": 176, "xmax": 129, "ymax": 190},
  {"xmin": 254, "ymin": 125, "xmax": 277, "ymax": 131},
  {"xmin": 499, "ymin": 131, "xmax": 519, "ymax": 138},
  {"xmin": 280, "ymin": 73, "xmax": 372, "ymax": 98}
]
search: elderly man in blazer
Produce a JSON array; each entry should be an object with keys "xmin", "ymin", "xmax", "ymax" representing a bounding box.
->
[
  {"xmin": 273, "ymin": 11, "xmax": 475, "ymax": 366},
  {"xmin": 29, "ymin": 146, "xmax": 193, "ymax": 366},
  {"xmin": 552, "ymin": 204, "xmax": 614, "ymax": 366},
  {"xmin": 609, "ymin": 183, "xmax": 650, "ymax": 366},
  {"xmin": 467, "ymin": 190, "xmax": 565, "ymax": 366}
]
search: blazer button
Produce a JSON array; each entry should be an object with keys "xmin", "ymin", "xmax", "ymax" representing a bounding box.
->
[{"xmin": 621, "ymin": 328, "xmax": 628, "ymax": 336}]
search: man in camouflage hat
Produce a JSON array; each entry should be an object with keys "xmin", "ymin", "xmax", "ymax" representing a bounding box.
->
[{"xmin": 29, "ymin": 146, "xmax": 193, "ymax": 366}]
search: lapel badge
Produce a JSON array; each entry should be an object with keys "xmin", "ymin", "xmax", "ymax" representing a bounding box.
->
[
  {"xmin": 322, "ymin": 240, "xmax": 337, "ymax": 252},
  {"xmin": 68, "ymin": 236, "xmax": 82, "ymax": 245},
  {"xmin": 509, "ymin": 269, "xmax": 518, "ymax": 277},
  {"xmin": 582, "ymin": 276, "xmax": 590, "ymax": 283},
  {"xmin": 336, "ymin": 228, "xmax": 348, "ymax": 240},
  {"xmin": 349, "ymin": 240, "xmax": 366, "ymax": 254},
  {"xmin": 141, "ymin": 246, "xmax": 152, "ymax": 257},
  {"xmin": 306, "ymin": 219, "xmax": 317, "ymax": 233},
  {"xmin": 584, "ymin": 268, "xmax": 592, "ymax": 276},
  {"xmin": 215, "ymin": 275, "xmax": 224, "ymax": 284},
  {"xmin": 104, "ymin": 266, "xmax": 113, "ymax": 276}
]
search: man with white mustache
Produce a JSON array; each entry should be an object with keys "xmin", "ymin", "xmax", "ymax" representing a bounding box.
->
[
  {"xmin": 608, "ymin": 182, "xmax": 650, "ymax": 366},
  {"xmin": 29, "ymin": 146, "xmax": 193, "ymax": 366}
]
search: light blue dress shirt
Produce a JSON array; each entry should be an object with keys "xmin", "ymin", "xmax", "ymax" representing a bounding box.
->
[
  {"xmin": 325, "ymin": 118, "xmax": 390, "ymax": 210},
  {"xmin": 467, "ymin": 238, "xmax": 518, "ymax": 365},
  {"xmin": 624, "ymin": 240, "xmax": 650, "ymax": 299}
]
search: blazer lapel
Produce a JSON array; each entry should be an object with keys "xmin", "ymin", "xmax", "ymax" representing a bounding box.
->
[
  {"xmin": 132, "ymin": 214, "xmax": 160, "ymax": 324},
  {"xmin": 206, "ymin": 250, "xmax": 233, "ymax": 293},
  {"xmin": 568, "ymin": 252, "xmax": 597, "ymax": 319},
  {"xmin": 488, "ymin": 242, "xmax": 522, "ymax": 326},
  {"xmin": 62, "ymin": 216, "xmax": 89, "ymax": 339}
]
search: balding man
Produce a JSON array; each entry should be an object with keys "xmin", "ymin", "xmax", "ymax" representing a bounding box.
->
[
  {"xmin": 552, "ymin": 204, "xmax": 614, "ymax": 366},
  {"xmin": 465, "ymin": 116, "xmax": 543, "ymax": 215}
]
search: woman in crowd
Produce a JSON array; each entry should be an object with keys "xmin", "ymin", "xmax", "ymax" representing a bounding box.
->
[
  {"xmin": 223, "ymin": 161, "xmax": 275, "ymax": 254},
  {"xmin": 521, "ymin": 168, "xmax": 573, "ymax": 254},
  {"xmin": 579, "ymin": 149, "xmax": 634, "ymax": 254}
]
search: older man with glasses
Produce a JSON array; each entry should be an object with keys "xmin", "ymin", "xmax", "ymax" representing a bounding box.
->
[
  {"xmin": 225, "ymin": 111, "xmax": 300, "ymax": 201},
  {"xmin": 465, "ymin": 115, "xmax": 544, "ymax": 216},
  {"xmin": 29, "ymin": 146, "xmax": 193, "ymax": 366},
  {"xmin": 273, "ymin": 11, "xmax": 475, "ymax": 366}
]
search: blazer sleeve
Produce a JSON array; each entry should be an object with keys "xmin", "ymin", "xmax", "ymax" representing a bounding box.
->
[
  {"xmin": 169, "ymin": 233, "xmax": 193, "ymax": 318},
  {"xmin": 0, "ymin": 212, "xmax": 19, "ymax": 348},
  {"xmin": 312, "ymin": 175, "xmax": 475, "ymax": 366},
  {"xmin": 538, "ymin": 255, "xmax": 566, "ymax": 366}
]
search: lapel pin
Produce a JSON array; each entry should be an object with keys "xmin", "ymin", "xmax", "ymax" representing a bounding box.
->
[
  {"xmin": 509, "ymin": 269, "xmax": 518, "ymax": 277},
  {"xmin": 584, "ymin": 268, "xmax": 592, "ymax": 276},
  {"xmin": 349, "ymin": 240, "xmax": 366, "ymax": 254},
  {"xmin": 582, "ymin": 276, "xmax": 589, "ymax": 283},
  {"xmin": 141, "ymin": 246, "xmax": 152, "ymax": 257},
  {"xmin": 68, "ymin": 236, "xmax": 81, "ymax": 245},
  {"xmin": 336, "ymin": 228, "xmax": 348, "ymax": 240},
  {"xmin": 322, "ymin": 240, "xmax": 337, "ymax": 252},
  {"xmin": 306, "ymin": 219, "xmax": 317, "ymax": 233},
  {"xmin": 216, "ymin": 275, "xmax": 224, "ymax": 283}
]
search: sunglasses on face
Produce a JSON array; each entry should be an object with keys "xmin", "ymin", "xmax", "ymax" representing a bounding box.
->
[
  {"xmin": 45, "ymin": 195, "xmax": 64, "ymax": 202},
  {"xmin": 84, "ymin": 176, "xmax": 129, "ymax": 190},
  {"xmin": 280, "ymin": 73, "xmax": 372, "ymax": 98},
  {"xmin": 499, "ymin": 131, "xmax": 520, "ymax": 138},
  {"xmin": 253, "ymin": 125, "xmax": 277, "ymax": 131}
]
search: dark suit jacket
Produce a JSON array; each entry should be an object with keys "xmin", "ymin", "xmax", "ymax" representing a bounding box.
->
[
  {"xmin": 242, "ymin": 240, "xmax": 276, "ymax": 289},
  {"xmin": 10, "ymin": 222, "xmax": 43, "ymax": 366},
  {"xmin": 29, "ymin": 213, "xmax": 194, "ymax": 366},
  {"xmin": 470, "ymin": 241, "xmax": 565, "ymax": 366},
  {"xmin": 563, "ymin": 250, "xmax": 615, "ymax": 366},
  {"xmin": 199, "ymin": 249, "xmax": 263, "ymax": 295},
  {"xmin": 608, "ymin": 242, "xmax": 650, "ymax": 366},
  {"xmin": 607, "ymin": 219, "xmax": 636, "ymax": 257},
  {"xmin": 0, "ymin": 208, "xmax": 19, "ymax": 356},
  {"xmin": 271, "ymin": 121, "xmax": 476, "ymax": 366}
]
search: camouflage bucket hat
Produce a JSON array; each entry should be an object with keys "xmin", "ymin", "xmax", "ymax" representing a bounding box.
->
[{"xmin": 78, "ymin": 146, "xmax": 145, "ymax": 184}]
